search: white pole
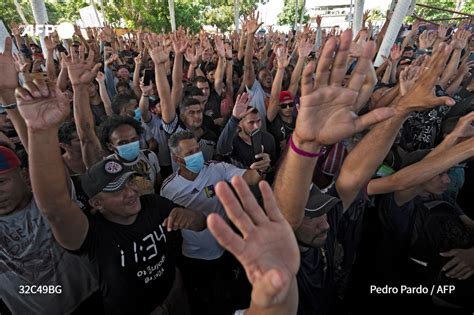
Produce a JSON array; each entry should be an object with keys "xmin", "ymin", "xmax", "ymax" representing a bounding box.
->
[
  {"xmin": 234, "ymin": 0, "xmax": 240, "ymax": 33},
  {"xmin": 374, "ymin": 0, "xmax": 413, "ymax": 67},
  {"xmin": 29, "ymin": 0, "xmax": 49, "ymax": 57},
  {"xmin": 168, "ymin": 0, "xmax": 176, "ymax": 32},
  {"xmin": 352, "ymin": 0, "xmax": 365, "ymax": 38},
  {"xmin": 295, "ymin": 0, "xmax": 299, "ymax": 30},
  {"xmin": 299, "ymin": 0, "xmax": 306, "ymax": 27},
  {"xmin": 13, "ymin": 0, "xmax": 29, "ymax": 25}
]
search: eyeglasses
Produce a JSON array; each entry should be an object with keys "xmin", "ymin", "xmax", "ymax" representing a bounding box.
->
[{"xmin": 279, "ymin": 102, "xmax": 295, "ymax": 109}]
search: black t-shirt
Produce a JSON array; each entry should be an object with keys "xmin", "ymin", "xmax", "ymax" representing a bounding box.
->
[
  {"xmin": 267, "ymin": 114, "xmax": 295, "ymax": 155},
  {"xmin": 204, "ymin": 91, "xmax": 222, "ymax": 120},
  {"xmin": 297, "ymin": 203, "xmax": 343, "ymax": 315},
  {"xmin": 227, "ymin": 131, "xmax": 276, "ymax": 169},
  {"xmin": 90, "ymin": 102, "xmax": 107, "ymax": 126},
  {"xmin": 73, "ymin": 194, "xmax": 181, "ymax": 315}
]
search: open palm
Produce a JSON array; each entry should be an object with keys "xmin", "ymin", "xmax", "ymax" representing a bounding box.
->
[
  {"xmin": 208, "ymin": 177, "xmax": 299, "ymax": 308},
  {"xmin": 0, "ymin": 37, "xmax": 19, "ymax": 90}
]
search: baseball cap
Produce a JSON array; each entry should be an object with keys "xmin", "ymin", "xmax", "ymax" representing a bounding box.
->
[
  {"xmin": 279, "ymin": 91, "xmax": 294, "ymax": 103},
  {"xmin": 0, "ymin": 146, "xmax": 21, "ymax": 174},
  {"xmin": 81, "ymin": 159, "xmax": 136, "ymax": 198},
  {"xmin": 304, "ymin": 184, "xmax": 341, "ymax": 218}
]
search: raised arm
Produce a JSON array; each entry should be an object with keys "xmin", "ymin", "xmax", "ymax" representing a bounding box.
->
[
  {"xmin": 288, "ymin": 37, "xmax": 313, "ymax": 97},
  {"xmin": 337, "ymin": 44, "xmax": 455, "ymax": 209},
  {"xmin": 16, "ymin": 80, "xmax": 88, "ymax": 251},
  {"xmin": 57, "ymin": 58, "xmax": 69, "ymax": 92},
  {"xmin": 171, "ymin": 30, "xmax": 188, "ymax": 107},
  {"xmin": 274, "ymin": 30, "xmax": 395, "ymax": 228},
  {"xmin": 224, "ymin": 43, "xmax": 234, "ymax": 102},
  {"xmin": 267, "ymin": 46, "xmax": 289, "ymax": 122},
  {"xmin": 96, "ymin": 71, "xmax": 113, "ymax": 116},
  {"xmin": 147, "ymin": 36, "xmax": 174, "ymax": 124},
  {"xmin": 64, "ymin": 49, "xmax": 104, "ymax": 168},
  {"xmin": 214, "ymin": 36, "xmax": 226, "ymax": 96},
  {"xmin": 439, "ymin": 30, "xmax": 470, "ymax": 89},
  {"xmin": 138, "ymin": 81, "xmax": 154, "ymax": 123},
  {"xmin": 132, "ymin": 53, "xmax": 143, "ymax": 97},
  {"xmin": 44, "ymin": 36, "xmax": 57, "ymax": 81},
  {"xmin": 243, "ymin": 12, "xmax": 263, "ymax": 88}
]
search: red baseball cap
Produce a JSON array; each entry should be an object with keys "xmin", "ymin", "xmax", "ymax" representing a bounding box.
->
[
  {"xmin": 0, "ymin": 146, "xmax": 21, "ymax": 174},
  {"xmin": 279, "ymin": 91, "xmax": 294, "ymax": 103}
]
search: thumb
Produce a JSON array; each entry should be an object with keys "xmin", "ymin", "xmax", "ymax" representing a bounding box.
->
[
  {"xmin": 440, "ymin": 249, "xmax": 457, "ymax": 257},
  {"xmin": 427, "ymin": 96, "xmax": 455, "ymax": 107},
  {"xmin": 354, "ymin": 107, "xmax": 396, "ymax": 133},
  {"xmin": 251, "ymin": 269, "xmax": 289, "ymax": 308}
]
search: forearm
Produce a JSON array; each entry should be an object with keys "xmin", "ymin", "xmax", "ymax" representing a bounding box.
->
[
  {"xmin": 104, "ymin": 66, "xmax": 117, "ymax": 99},
  {"xmin": 439, "ymin": 49, "xmax": 461, "ymax": 89},
  {"xmin": 268, "ymin": 67, "xmax": 285, "ymax": 122},
  {"xmin": 445, "ymin": 71, "xmax": 465, "ymax": 96},
  {"xmin": 171, "ymin": 53, "xmax": 183, "ymax": 107},
  {"xmin": 225, "ymin": 61, "xmax": 234, "ymax": 99},
  {"xmin": 98, "ymin": 81, "xmax": 113, "ymax": 116},
  {"xmin": 381, "ymin": 63, "xmax": 392, "ymax": 84},
  {"xmin": 238, "ymin": 32, "xmax": 246, "ymax": 61},
  {"xmin": 46, "ymin": 49, "xmax": 57, "ymax": 81},
  {"xmin": 139, "ymin": 94, "xmax": 152, "ymax": 123},
  {"xmin": 155, "ymin": 62, "xmax": 175, "ymax": 124},
  {"xmin": 274, "ymin": 135, "xmax": 320, "ymax": 229},
  {"xmin": 57, "ymin": 67, "xmax": 69, "ymax": 92},
  {"xmin": 337, "ymin": 112, "xmax": 407, "ymax": 209},
  {"xmin": 216, "ymin": 115, "xmax": 239, "ymax": 155},
  {"xmin": 214, "ymin": 56, "xmax": 225, "ymax": 94},
  {"xmin": 133, "ymin": 62, "xmax": 142, "ymax": 96},
  {"xmin": 288, "ymin": 57, "xmax": 305, "ymax": 97},
  {"xmin": 372, "ymin": 86, "xmax": 400, "ymax": 110},
  {"xmin": 389, "ymin": 60, "xmax": 399, "ymax": 84},
  {"xmin": 28, "ymin": 129, "xmax": 72, "ymax": 212},
  {"xmin": 73, "ymin": 87, "xmax": 103, "ymax": 167},
  {"xmin": 375, "ymin": 61, "xmax": 388, "ymax": 79},
  {"xmin": 244, "ymin": 34, "xmax": 256, "ymax": 87}
]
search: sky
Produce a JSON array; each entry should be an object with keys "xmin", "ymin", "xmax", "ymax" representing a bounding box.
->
[{"xmin": 257, "ymin": 0, "xmax": 394, "ymax": 25}]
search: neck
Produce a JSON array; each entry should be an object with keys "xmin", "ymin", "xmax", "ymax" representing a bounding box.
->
[
  {"xmin": 63, "ymin": 152, "xmax": 86, "ymax": 173},
  {"xmin": 279, "ymin": 113, "xmax": 293, "ymax": 124},
  {"xmin": 178, "ymin": 167, "xmax": 199, "ymax": 181}
]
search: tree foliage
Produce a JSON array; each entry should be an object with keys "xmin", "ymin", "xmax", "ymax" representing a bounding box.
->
[
  {"xmin": 406, "ymin": 0, "xmax": 472, "ymax": 24},
  {"xmin": 277, "ymin": 0, "xmax": 310, "ymax": 28}
]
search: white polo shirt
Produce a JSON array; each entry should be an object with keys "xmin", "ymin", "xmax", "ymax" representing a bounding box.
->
[{"xmin": 160, "ymin": 161, "xmax": 246, "ymax": 260}]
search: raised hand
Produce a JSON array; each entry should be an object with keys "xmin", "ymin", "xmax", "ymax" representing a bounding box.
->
[
  {"xmin": 146, "ymin": 35, "xmax": 170, "ymax": 65},
  {"xmin": 452, "ymin": 29, "xmax": 471, "ymax": 50},
  {"xmin": 297, "ymin": 30, "xmax": 395, "ymax": 147},
  {"xmin": 440, "ymin": 248, "xmax": 474, "ymax": 280},
  {"xmin": 225, "ymin": 43, "xmax": 233, "ymax": 59},
  {"xmin": 184, "ymin": 45, "xmax": 202, "ymax": 65},
  {"xmin": 105, "ymin": 53, "xmax": 118, "ymax": 67},
  {"xmin": 275, "ymin": 46, "xmax": 290, "ymax": 69},
  {"xmin": 437, "ymin": 24, "xmax": 448, "ymax": 42},
  {"xmin": 245, "ymin": 11, "xmax": 263, "ymax": 35},
  {"xmin": 389, "ymin": 43, "xmax": 402, "ymax": 61},
  {"xmin": 399, "ymin": 64, "xmax": 422, "ymax": 96},
  {"xmin": 139, "ymin": 81, "xmax": 154, "ymax": 95},
  {"xmin": 95, "ymin": 71, "xmax": 105, "ymax": 83},
  {"xmin": 44, "ymin": 36, "xmax": 55, "ymax": 52},
  {"xmin": 134, "ymin": 52, "xmax": 143, "ymax": 65},
  {"xmin": 0, "ymin": 37, "xmax": 19, "ymax": 92},
  {"xmin": 215, "ymin": 35, "xmax": 225, "ymax": 58},
  {"xmin": 298, "ymin": 37, "xmax": 313, "ymax": 59},
  {"xmin": 171, "ymin": 30, "xmax": 188, "ymax": 55},
  {"xmin": 15, "ymin": 79, "xmax": 69, "ymax": 131},
  {"xmin": 63, "ymin": 47, "xmax": 101, "ymax": 86},
  {"xmin": 419, "ymin": 30, "xmax": 437, "ymax": 50},
  {"xmin": 395, "ymin": 43, "xmax": 455, "ymax": 113},
  {"xmin": 450, "ymin": 111, "xmax": 474, "ymax": 139},
  {"xmin": 316, "ymin": 15, "xmax": 322, "ymax": 27},
  {"xmin": 232, "ymin": 92, "xmax": 252, "ymax": 119},
  {"xmin": 208, "ymin": 177, "xmax": 299, "ymax": 308}
]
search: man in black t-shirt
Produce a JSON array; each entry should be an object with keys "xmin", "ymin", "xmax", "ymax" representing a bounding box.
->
[{"xmin": 217, "ymin": 93, "xmax": 275, "ymax": 176}]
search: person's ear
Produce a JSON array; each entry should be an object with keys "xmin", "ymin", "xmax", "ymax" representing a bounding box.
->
[
  {"xmin": 106, "ymin": 142, "xmax": 115, "ymax": 153},
  {"xmin": 89, "ymin": 198, "xmax": 104, "ymax": 213}
]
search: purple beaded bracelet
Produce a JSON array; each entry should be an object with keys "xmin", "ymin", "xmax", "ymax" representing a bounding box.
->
[{"xmin": 289, "ymin": 135, "xmax": 326, "ymax": 158}]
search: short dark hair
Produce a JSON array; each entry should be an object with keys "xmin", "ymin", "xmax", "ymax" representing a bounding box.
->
[
  {"xmin": 111, "ymin": 94, "xmax": 134, "ymax": 114},
  {"xmin": 168, "ymin": 130, "xmax": 195, "ymax": 154},
  {"xmin": 192, "ymin": 76, "xmax": 209, "ymax": 85},
  {"xmin": 58, "ymin": 121, "xmax": 78, "ymax": 145},
  {"xmin": 98, "ymin": 115, "xmax": 143, "ymax": 151},
  {"xmin": 184, "ymin": 86, "xmax": 204, "ymax": 98},
  {"xmin": 204, "ymin": 63, "xmax": 217, "ymax": 73},
  {"xmin": 178, "ymin": 97, "xmax": 201, "ymax": 114}
]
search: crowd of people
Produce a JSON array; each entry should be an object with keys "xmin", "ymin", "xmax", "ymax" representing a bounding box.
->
[{"xmin": 0, "ymin": 9, "xmax": 473, "ymax": 315}]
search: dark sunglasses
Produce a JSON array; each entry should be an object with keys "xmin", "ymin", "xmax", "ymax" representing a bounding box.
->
[{"xmin": 279, "ymin": 102, "xmax": 295, "ymax": 109}]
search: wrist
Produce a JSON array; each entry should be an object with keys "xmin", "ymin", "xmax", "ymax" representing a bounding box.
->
[
  {"xmin": 0, "ymin": 89, "xmax": 18, "ymax": 104},
  {"xmin": 290, "ymin": 133, "xmax": 323, "ymax": 157}
]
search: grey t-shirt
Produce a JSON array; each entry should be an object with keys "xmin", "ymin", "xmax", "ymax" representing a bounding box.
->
[{"xmin": 0, "ymin": 198, "xmax": 99, "ymax": 314}]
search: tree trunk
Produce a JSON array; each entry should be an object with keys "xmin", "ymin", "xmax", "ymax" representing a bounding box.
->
[
  {"xmin": 234, "ymin": 0, "xmax": 240, "ymax": 33},
  {"xmin": 168, "ymin": 0, "xmax": 176, "ymax": 32}
]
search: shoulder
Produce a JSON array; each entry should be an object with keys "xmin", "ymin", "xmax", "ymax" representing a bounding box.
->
[{"xmin": 160, "ymin": 172, "xmax": 179, "ymax": 192}]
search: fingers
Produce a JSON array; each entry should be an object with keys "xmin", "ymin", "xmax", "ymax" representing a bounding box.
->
[
  {"xmin": 329, "ymin": 29, "xmax": 352, "ymax": 86},
  {"xmin": 301, "ymin": 61, "xmax": 316, "ymax": 96},
  {"xmin": 207, "ymin": 213, "xmax": 245, "ymax": 257},
  {"xmin": 314, "ymin": 37, "xmax": 337, "ymax": 89},
  {"xmin": 251, "ymin": 269, "xmax": 290, "ymax": 308},
  {"xmin": 353, "ymin": 107, "xmax": 396, "ymax": 133},
  {"xmin": 259, "ymin": 181, "xmax": 283, "ymax": 222},
  {"xmin": 441, "ymin": 256, "xmax": 460, "ymax": 272},
  {"xmin": 347, "ymin": 41, "xmax": 375, "ymax": 92},
  {"xmin": 32, "ymin": 79, "xmax": 50, "ymax": 97},
  {"xmin": 22, "ymin": 81, "xmax": 43, "ymax": 98},
  {"xmin": 446, "ymin": 264, "xmax": 470, "ymax": 279},
  {"xmin": 15, "ymin": 87, "xmax": 33, "ymax": 101},
  {"xmin": 215, "ymin": 181, "xmax": 255, "ymax": 237},
  {"xmin": 426, "ymin": 96, "xmax": 455, "ymax": 107}
]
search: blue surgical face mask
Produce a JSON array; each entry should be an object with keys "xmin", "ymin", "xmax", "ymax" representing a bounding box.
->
[
  {"xmin": 182, "ymin": 151, "xmax": 204, "ymax": 174},
  {"xmin": 149, "ymin": 95, "xmax": 157, "ymax": 102},
  {"xmin": 134, "ymin": 108, "xmax": 142, "ymax": 122},
  {"xmin": 116, "ymin": 140, "xmax": 140, "ymax": 161}
]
